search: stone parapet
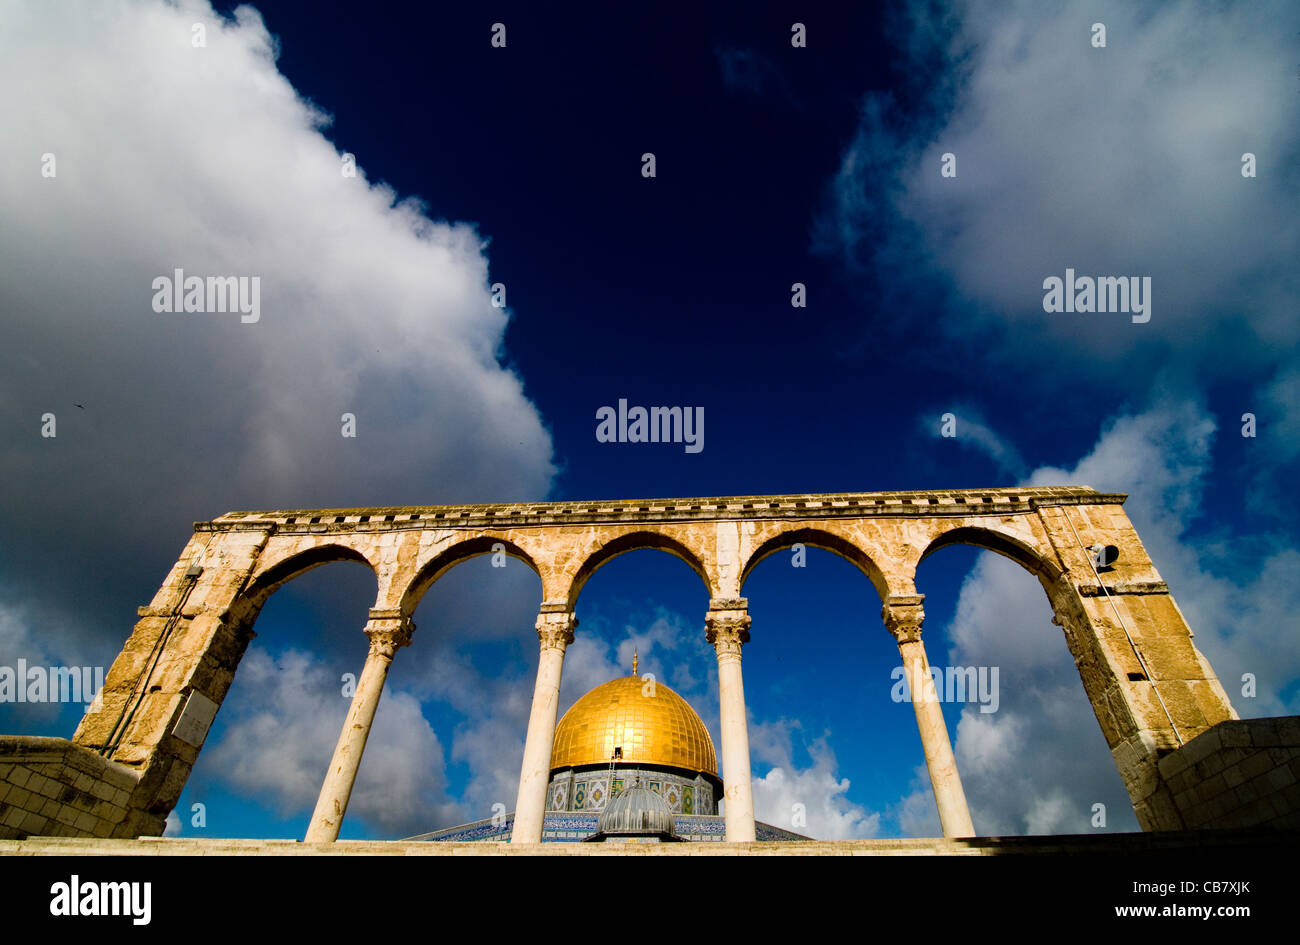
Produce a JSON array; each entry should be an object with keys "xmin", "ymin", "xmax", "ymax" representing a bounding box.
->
[
  {"xmin": 208, "ymin": 486, "xmax": 1126, "ymax": 531},
  {"xmin": 0, "ymin": 736, "xmax": 143, "ymax": 840},
  {"xmin": 1156, "ymin": 717, "xmax": 1300, "ymax": 830}
]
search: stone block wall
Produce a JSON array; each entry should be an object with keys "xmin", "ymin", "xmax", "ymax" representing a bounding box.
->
[
  {"xmin": 0, "ymin": 736, "xmax": 141, "ymax": 839},
  {"xmin": 1156, "ymin": 717, "xmax": 1300, "ymax": 829}
]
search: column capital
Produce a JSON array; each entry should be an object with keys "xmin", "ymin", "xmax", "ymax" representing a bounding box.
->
[
  {"xmin": 535, "ymin": 610, "xmax": 577, "ymax": 651},
  {"xmin": 705, "ymin": 601, "xmax": 750, "ymax": 658},
  {"xmin": 882, "ymin": 595, "xmax": 925, "ymax": 644},
  {"xmin": 364, "ymin": 612, "xmax": 415, "ymax": 659}
]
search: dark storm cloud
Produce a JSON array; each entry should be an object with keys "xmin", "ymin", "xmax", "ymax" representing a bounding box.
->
[{"xmin": 0, "ymin": 0, "xmax": 556, "ymax": 679}]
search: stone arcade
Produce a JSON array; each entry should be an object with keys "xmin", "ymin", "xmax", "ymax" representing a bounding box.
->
[
  {"xmin": 410, "ymin": 655, "xmax": 809, "ymax": 842},
  {"xmin": 3, "ymin": 486, "xmax": 1297, "ymax": 847}
]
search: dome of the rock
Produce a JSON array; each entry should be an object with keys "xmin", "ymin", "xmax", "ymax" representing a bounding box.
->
[
  {"xmin": 550, "ymin": 673, "xmax": 717, "ymax": 776},
  {"xmin": 410, "ymin": 656, "xmax": 811, "ymax": 843}
]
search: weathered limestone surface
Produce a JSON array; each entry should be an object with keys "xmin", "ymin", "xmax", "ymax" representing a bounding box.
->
[
  {"xmin": 510, "ymin": 608, "xmax": 576, "ymax": 844},
  {"xmin": 883, "ymin": 597, "xmax": 975, "ymax": 838},
  {"xmin": 1157, "ymin": 718, "xmax": 1300, "ymax": 829},
  {"xmin": 0, "ymin": 736, "xmax": 147, "ymax": 840},
  {"xmin": 304, "ymin": 612, "xmax": 414, "ymax": 842},
  {"xmin": 48, "ymin": 486, "xmax": 1243, "ymax": 837},
  {"xmin": 706, "ymin": 600, "xmax": 756, "ymax": 842}
]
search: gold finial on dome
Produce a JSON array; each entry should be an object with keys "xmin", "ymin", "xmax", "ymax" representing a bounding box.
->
[{"xmin": 632, "ymin": 649, "xmax": 638, "ymax": 676}]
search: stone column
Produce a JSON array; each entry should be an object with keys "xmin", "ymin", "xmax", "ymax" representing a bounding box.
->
[
  {"xmin": 706, "ymin": 599, "xmax": 756, "ymax": 842},
  {"xmin": 304, "ymin": 609, "xmax": 413, "ymax": 843},
  {"xmin": 510, "ymin": 606, "xmax": 576, "ymax": 844},
  {"xmin": 884, "ymin": 596, "xmax": 975, "ymax": 838}
]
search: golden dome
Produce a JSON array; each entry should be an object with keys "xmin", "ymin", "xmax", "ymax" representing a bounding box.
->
[{"xmin": 550, "ymin": 674, "xmax": 717, "ymax": 776}]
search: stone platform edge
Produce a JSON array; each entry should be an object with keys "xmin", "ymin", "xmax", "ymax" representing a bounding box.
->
[{"xmin": 3, "ymin": 829, "xmax": 1294, "ymax": 856}]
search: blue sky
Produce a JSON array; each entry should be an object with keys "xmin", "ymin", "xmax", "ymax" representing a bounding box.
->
[{"xmin": 1, "ymin": 0, "xmax": 1297, "ymax": 841}]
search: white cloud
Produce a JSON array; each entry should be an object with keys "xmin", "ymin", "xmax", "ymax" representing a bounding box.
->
[
  {"xmin": 1024, "ymin": 792, "xmax": 1076, "ymax": 836},
  {"xmin": 953, "ymin": 706, "xmax": 1025, "ymax": 782},
  {"xmin": 1026, "ymin": 397, "xmax": 1300, "ymax": 716},
  {"xmin": 749, "ymin": 718, "xmax": 881, "ymax": 840},
  {"xmin": 896, "ymin": 393, "xmax": 1300, "ymax": 835},
  {"xmin": 1261, "ymin": 368, "xmax": 1300, "ymax": 464},
  {"xmin": 893, "ymin": 764, "xmax": 940, "ymax": 837},
  {"xmin": 828, "ymin": 0, "xmax": 1300, "ymax": 377},
  {"xmin": 447, "ymin": 713, "xmax": 527, "ymax": 822},
  {"xmin": 0, "ymin": 0, "xmax": 555, "ymax": 714},
  {"xmin": 926, "ymin": 406, "xmax": 1028, "ymax": 484},
  {"xmin": 835, "ymin": 6, "xmax": 1300, "ymax": 835},
  {"xmin": 199, "ymin": 647, "xmax": 461, "ymax": 837}
]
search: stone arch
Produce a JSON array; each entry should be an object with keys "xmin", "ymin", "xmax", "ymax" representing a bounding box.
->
[
  {"xmin": 739, "ymin": 527, "xmax": 891, "ymax": 602},
  {"xmin": 916, "ymin": 524, "xmax": 1062, "ymax": 590},
  {"xmin": 90, "ymin": 541, "xmax": 385, "ymax": 836},
  {"xmin": 910, "ymin": 523, "xmax": 1067, "ymax": 671},
  {"xmin": 236, "ymin": 542, "xmax": 380, "ymax": 624},
  {"xmin": 399, "ymin": 535, "xmax": 542, "ymax": 616},
  {"xmin": 566, "ymin": 531, "xmax": 714, "ymax": 609},
  {"xmin": 912, "ymin": 521, "xmax": 1140, "ymax": 833}
]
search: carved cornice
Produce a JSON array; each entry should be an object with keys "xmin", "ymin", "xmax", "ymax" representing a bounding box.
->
[
  {"xmin": 202, "ymin": 487, "xmax": 1123, "ymax": 533},
  {"xmin": 1077, "ymin": 581, "xmax": 1170, "ymax": 597}
]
